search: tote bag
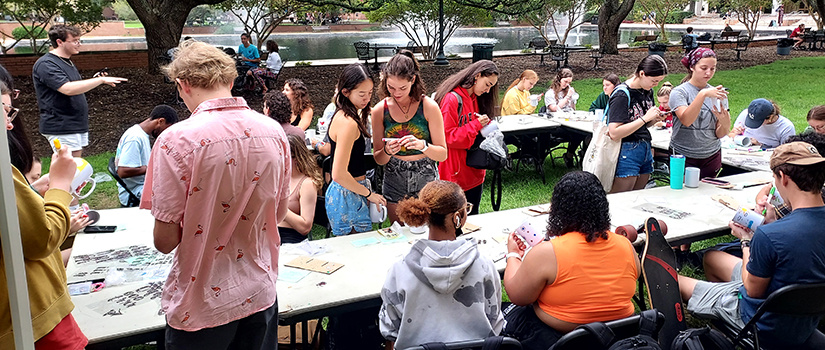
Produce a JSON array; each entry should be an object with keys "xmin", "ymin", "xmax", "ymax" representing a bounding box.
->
[{"xmin": 582, "ymin": 86, "xmax": 629, "ymax": 192}]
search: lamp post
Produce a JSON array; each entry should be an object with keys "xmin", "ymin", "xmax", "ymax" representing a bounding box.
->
[{"xmin": 433, "ymin": 0, "xmax": 449, "ymax": 66}]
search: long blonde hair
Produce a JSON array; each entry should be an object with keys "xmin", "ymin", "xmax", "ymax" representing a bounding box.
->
[
  {"xmin": 507, "ymin": 70, "xmax": 538, "ymax": 91},
  {"xmin": 287, "ymin": 135, "xmax": 323, "ymax": 193}
]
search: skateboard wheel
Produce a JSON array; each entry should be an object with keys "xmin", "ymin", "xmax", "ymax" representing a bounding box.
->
[
  {"xmin": 616, "ymin": 225, "xmax": 637, "ymax": 242},
  {"xmin": 658, "ymin": 219, "xmax": 668, "ymax": 236}
]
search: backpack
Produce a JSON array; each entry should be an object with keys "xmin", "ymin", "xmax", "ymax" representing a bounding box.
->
[
  {"xmin": 550, "ymin": 309, "xmax": 662, "ymax": 350},
  {"xmin": 670, "ymin": 327, "xmax": 735, "ymax": 350}
]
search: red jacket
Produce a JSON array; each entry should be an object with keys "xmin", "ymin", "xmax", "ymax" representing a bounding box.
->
[{"xmin": 438, "ymin": 87, "xmax": 485, "ymax": 191}]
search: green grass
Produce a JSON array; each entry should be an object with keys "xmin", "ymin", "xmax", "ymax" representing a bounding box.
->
[
  {"xmin": 123, "ymin": 21, "xmax": 144, "ymax": 29},
  {"xmin": 40, "ymin": 151, "xmax": 121, "ymax": 210}
]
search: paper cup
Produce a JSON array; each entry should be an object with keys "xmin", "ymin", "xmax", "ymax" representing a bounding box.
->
[
  {"xmin": 734, "ymin": 135, "xmax": 752, "ymax": 147},
  {"xmin": 684, "ymin": 167, "xmax": 700, "ymax": 188}
]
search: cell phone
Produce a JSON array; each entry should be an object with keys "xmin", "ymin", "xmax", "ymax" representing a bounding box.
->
[
  {"xmin": 84, "ymin": 225, "xmax": 117, "ymax": 233},
  {"xmin": 93, "ymin": 67, "xmax": 108, "ymax": 78},
  {"xmin": 700, "ymin": 178, "xmax": 730, "ymax": 186},
  {"xmin": 382, "ymin": 138, "xmax": 400, "ymax": 142}
]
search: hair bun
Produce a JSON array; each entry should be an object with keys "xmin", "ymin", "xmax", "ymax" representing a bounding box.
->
[
  {"xmin": 396, "ymin": 197, "xmax": 430, "ymax": 227},
  {"xmin": 662, "ymin": 81, "xmax": 673, "ymax": 87}
]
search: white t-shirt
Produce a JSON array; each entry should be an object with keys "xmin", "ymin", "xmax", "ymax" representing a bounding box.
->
[
  {"xmin": 733, "ymin": 109, "xmax": 796, "ymax": 148},
  {"xmin": 544, "ymin": 87, "xmax": 578, "ymax": 112},
  {"xmin": 115, "ymin": 124, "xmax": 150, "ymax": 206},
  {"xmin": 266, "ymin": 52, "xmax": 282, "ymax": 74}
]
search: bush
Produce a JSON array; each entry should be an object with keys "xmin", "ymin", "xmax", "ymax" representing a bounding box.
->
[
  {"xmin": 12, "ymin": 26, "xmax": 47, "ymax": 40},
  {"xmin": 666, "ymin": 11, "xmax": 694, "ymax": 24},
  {"xmin": 295, "ymin": 61, "xmax": 312, "ymax": 67},
  {"xmin": 648, "ymin": 42, "xmax": 668, "ymax": 51}
]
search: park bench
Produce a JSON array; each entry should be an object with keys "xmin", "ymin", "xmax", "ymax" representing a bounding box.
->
[
  {"xmin": 400, "ymin": 41, "xmax": 431, "ymax": 54},
  {"xmin": 732, "ymin": 36, "xmax": 750, "ymax": 61},
  {"xmin": 353, "ymin": 41, "xmax": 373, "ymax": 66},
  {"xmin": 632, "ymin": 34, "xmax": 659, "ymax": 43}
]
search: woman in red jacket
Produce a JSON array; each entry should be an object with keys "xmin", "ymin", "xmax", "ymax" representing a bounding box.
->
[{"xmin": 433, "ymin": 60, "xmax": 499, "ymax": 215}]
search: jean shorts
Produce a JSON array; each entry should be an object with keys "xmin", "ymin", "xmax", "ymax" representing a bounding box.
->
[
  {"xmin": 325, "ymin": 179, "xmax": 372, "ymax": 236},
  {"xmin": 615, "ymin": 139, "xmax": 654, "ymax": 178},
  {"xmin": 382, "ymin": 157, "xmax": 439, "ymax": 203}
]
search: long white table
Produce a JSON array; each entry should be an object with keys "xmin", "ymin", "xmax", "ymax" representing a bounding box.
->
[{"xmin": 67, "ymin": 170, "xmax": 769, "ymax": 348}]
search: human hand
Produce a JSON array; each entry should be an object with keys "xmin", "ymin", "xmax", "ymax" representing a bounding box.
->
[
  {"xmin": 100, "ymin": 76, "xmax": 127, "ymax": 87},
  {"xmin": 476, "ymin": 113, "xmax": 490, "ymax": 127},
  {"xmin": 70, "ymin": 210, "xmax": 92, "ymax": 233},
  {"xmin": 383, "ymin": 139, "xmax": 401, "ymax": 155},
  {"xmin": 367, "ymin": 192, "xmax": 387, "ymax": 207},
  {"xmin": 728, "ymin": 221, "xmax": 755, "ymax": 241},
  {"xmin": 642, "ymin": 107, "xmax": 663, "ymax": 123},
  {"xmin": 399, "ymin": 135, "xmax": 426, "ymax": 151},
  {"xmin": 507, "ymin": 231, "xmax": 527, "ymax": 257},
  {"xmin": 49, "ymin": 147, "xmax": 75, "ymax": 193},
  {"xmin": 710, "ymin": 103, "xmax": 730, "ymax": 119},
  {"xmin": 702, "ymin": 85, "xmax": 729, "ymax": 100},
  {"xmin": 731, "ymin": 125, "xmax": 745, "ymax": 136}
]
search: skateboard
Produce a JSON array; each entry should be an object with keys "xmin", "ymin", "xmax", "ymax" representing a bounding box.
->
[
  {"xmin": 641, "ymin": 217, "xmax": 685, "ymax": 348},
  {"xmin": 615, "ymin": 219, "xmax": 668, "ymax": 242}
]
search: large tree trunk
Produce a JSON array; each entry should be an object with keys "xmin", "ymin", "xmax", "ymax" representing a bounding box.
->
[
  {"xmin": 598, "ymin": 0, "xmax": 635, "ymax": 54},
  {"xmin": 816, "ymin": 0, "xmax": 825, "ymax": 30},
  {"xmin": 126, "ymin": 0, "xmax": 223, "ymax": 74}
]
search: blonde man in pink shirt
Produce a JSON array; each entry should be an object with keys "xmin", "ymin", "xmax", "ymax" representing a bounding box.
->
[{"xmin": 140, "ymin": 40, "xmax": 291, "ymax": 349}]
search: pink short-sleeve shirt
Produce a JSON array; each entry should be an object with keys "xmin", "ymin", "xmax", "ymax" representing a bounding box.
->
[{"xmin": 140, "ymin": 97, "xmax": 291, "ymax": 331}]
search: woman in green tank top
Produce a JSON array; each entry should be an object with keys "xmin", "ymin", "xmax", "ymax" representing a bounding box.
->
[{"xmin": 371, "ymin": 50, "xmax": 448, "ymax": 224}]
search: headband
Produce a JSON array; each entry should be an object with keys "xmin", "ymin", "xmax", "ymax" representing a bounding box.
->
[{"xmin": 681, "ymin": 48, "xmax": 717, "ymax": 69}]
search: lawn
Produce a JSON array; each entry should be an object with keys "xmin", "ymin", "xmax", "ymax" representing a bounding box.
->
[{"xmin": 123, "ymin": 21, "xmax": 144, "ymax": 29}]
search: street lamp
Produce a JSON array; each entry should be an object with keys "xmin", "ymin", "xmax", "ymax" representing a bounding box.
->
[{"xmin": 433, "ymin": 0, "xmax": 449, "ymax": 66}]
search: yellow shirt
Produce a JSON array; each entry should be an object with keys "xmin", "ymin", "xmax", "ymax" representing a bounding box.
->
[
  {"xmin": 0, "ymin": 166, "xmax": 74, "ymax": 347},
  {"xmin": 500, "ymin": 87, "xmax": 535, "ymax": 116}
]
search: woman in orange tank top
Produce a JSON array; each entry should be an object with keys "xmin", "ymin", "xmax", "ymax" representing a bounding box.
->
[{"xmin": 501, "ymin": 171, "xmax": 640, "ymax": 350}]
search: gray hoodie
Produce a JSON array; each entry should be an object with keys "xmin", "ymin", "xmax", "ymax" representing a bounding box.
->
[{"xmin": 379, "ymin": 239, "xmax": 505, "ymax": 349}]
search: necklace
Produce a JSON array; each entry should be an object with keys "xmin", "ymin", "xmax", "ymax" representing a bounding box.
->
[{"xmin": 391, "ymin": 96, "xmax": 412, "ymax": 119}]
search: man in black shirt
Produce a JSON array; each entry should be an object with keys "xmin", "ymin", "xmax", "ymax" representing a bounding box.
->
[{"xmin": 33, "ymin": 24, "xmax": 127, "ymax": 157}]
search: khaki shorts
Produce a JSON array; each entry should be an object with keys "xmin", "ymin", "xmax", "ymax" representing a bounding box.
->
[
  {"xmin": 686, "ymin": 261, "xmax": 746, "ymax": 331},
  {"xmin": 43, "ymin": 133, "xmax": 89, "ymax": 152}
]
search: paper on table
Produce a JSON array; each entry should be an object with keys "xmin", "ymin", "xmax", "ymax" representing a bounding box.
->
[
  {"xmin": 278, "ymin": 267, "xmax": 312, "ymax": 283},
  {"xmin": 351, "ymin": 237, "xmax": 380, "ymax": 247},
  {"xmin": 285, "ymin": 256, "xmax": 344, "ymax": 275},
  {"xmin": 462, "ymin": 222, "xmax": 481, "ymax": 234}
]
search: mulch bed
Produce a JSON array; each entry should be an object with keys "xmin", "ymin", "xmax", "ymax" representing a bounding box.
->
[{"xmin": 12, "ymin": 45, "xmax": 825, "ymax": 157}]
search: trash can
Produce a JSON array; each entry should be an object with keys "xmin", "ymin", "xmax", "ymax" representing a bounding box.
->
[
  {"xmin": 777, "ymin": 38, "xmax": 794, "ymax": 55},
  {"xmin": 471, "ymin": 43, "xmax": 494, "ymax": 62}
]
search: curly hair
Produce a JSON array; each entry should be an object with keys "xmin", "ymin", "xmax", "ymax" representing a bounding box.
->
[
  {"xmin": 263, "ymin": 91, "xmax": 292, "ymax": 124},
  {"xmin": 397, "ymin": 180, "xmax": 466, "ymax": 229},
  {"xmin": 286, "ymin": 135, "xmax": 323, "ymax": 193},
  {"xmin": 546, "ymin": 171, "xmax": 611, "ymax": 242},
  {"xmin": 550, "ymin": 68, "xmax": 574, "ymax": 95},
  {"xmin": 285, "ymin": 79, "xmax": 314, "ymax": 118}
]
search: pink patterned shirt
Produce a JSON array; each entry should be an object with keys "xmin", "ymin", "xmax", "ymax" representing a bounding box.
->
[{"xmin": 140, "ymin": 97, "xmax": 291, "ymax": 331}]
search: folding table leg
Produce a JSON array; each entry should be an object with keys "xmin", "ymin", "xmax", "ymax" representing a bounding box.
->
[{"xmin": 302, "ymin": 320, "xmax": 309, "ymax": 350}]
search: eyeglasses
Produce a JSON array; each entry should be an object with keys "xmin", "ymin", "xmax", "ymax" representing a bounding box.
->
[
  {"xmin": 464, "ymin": 203, "xmax": 473, "ymax": 214},
  {"xmin": 3, "ymin": 102, "xmax": 19, "ymax": 123}
]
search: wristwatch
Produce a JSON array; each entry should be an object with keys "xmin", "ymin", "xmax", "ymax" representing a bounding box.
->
[
  {"xmin": 420, "ymin": 142, "xmax": 429, "ymax": 152},
  {"xmin": 740, "ymin": 239, "xmax": 751, "ymax": 248}
]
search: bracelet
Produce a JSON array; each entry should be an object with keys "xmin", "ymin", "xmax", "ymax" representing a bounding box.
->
[
  {"xmin": 740, "ymin": 239, "xmax": 751, "ymax": 248},
  {"xmin": 420, "ymin": 142, "xmax": 429, "ymax": 152},
  {"xmin": 314, "ymin": 141, "xmax": 325, "ymax": 150},
  {"xmin": 383, "ymin": 144, "xmax": 391, "ymax": 155},
  {"xmin": 364, "ymin": 187, "xmax": 372, "ymax": 198},
  {"xmin": 506, "ymin": 252, "xmax": 522, "ymax": 261}
]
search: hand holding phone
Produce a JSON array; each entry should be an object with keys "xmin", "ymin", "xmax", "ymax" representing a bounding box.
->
[{"xmin": 93, "ymin": 67, "xmax": 109, "ymax": 78}]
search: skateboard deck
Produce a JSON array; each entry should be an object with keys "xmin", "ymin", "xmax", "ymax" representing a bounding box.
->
[{"xmin": 641, "ymin": 217, "xmax": 686, "ymax": 348}]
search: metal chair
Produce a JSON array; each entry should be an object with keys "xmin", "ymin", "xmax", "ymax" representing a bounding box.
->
[
  {"xmin": 404, "ymin": 336, "xmax": 521, "ymax": 350},
  {"xmin": 353, "ymin": 41, "xmax": 373, "ymax": 66},
  {"xmin": 716, "ymin": 283, "xmax": 825, "ymax": 350},
  {"xmin": 107, "ymin": 157, "xmax": 140, "ymax": 207},
  {"xmin": 548, "ymin": 45, "xmax": 568, "ymax": 71},
  {"xmin": 733, "ymin": 36, "xmax": 750, "ymax": 61},
  {"xmin": 589, "ymin": 49, "xmax": 603, "ymax": 70}
]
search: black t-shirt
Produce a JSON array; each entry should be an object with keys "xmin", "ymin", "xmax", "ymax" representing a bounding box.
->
[
  {"xmin": 607, "ymin": 83, "xmax": 654, "ymax": 143},
  {"xmin": 33, "ymin": 53, "xmax": 89, "ymax": 134}
]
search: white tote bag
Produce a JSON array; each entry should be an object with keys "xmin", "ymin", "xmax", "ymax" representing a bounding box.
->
[{"xmin": 582, "ymin": 120, "xmax": 621, "ymax": 192}]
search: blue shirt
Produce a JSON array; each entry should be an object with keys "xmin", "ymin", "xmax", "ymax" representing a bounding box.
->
[
  {"xmin": 238, "ymin": 44, "xmax": 260, "ymax": 68},
  {"xmin": 739, "ymin": 206, "xmax": 825, "ymax": 346},
  {"xmin": 115, "ymin": 124, "xmax": 150, "ymax": 206}
]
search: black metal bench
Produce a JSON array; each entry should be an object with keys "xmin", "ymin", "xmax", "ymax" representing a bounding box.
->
[
  {"xmin": 732, "ymin": 36, "xmax": 750, "ymax": 61},
  {"xmin": 632, "ymin": 34, "xmax": 659, "ymax": 43}
]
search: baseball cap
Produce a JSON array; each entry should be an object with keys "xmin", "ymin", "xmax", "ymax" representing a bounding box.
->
[
  {"xmin": 770, "ymin": 141, "xmax": 825, "ymax": 170},
  {"xmin": 744, "ymin": 98, "xmax": 774, "ymax": 129}
]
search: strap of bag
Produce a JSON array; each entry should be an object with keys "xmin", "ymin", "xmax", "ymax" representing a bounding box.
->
[
  {"xmin": 578, "ymin": 322, "xmax": 616, "ymax": 347},
  {"xmin": 490, "ymin": 169, "xmax": 502, "ymax": 211},
  {"xmin": 481, "ymin": 336, "xmax": 504, "ymax": 350},
  {"xmin": 602, "ymin": 84, "xmax": 631, "ymax": 124},
  {"xmin": 420, "ymin": 342, "xmax": 449, "ymax": 350},
  {"xmin": 638, "ymin": 309, "xmax": 659, "ymax": 337},
  {"xmin": 450, "ymin": 91, "xmax": 464, "ymax": 124}
]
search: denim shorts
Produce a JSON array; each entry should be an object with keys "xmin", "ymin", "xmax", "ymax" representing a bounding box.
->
[
  {"xmin": 325, "ymin": 179, "xmax": 372, "ymax": 236},
  {"xmin": 615, "ymin": 140, "xmax": 654, "ymax": 178},
  {"xmin": 382, "ymin": 157, "xmax": 439, "ymax": 203}
]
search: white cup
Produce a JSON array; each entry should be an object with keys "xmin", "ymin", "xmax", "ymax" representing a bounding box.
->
[
  {"xmin": 480, "ymin": 120, "xmax": 499, "ymax": 138},
  {"xmin": 529, "ymin": 94, "xmax": 539, "ymax": 106},
  {"xmin": 71, "ymin": 158, "xmax": 96, "ymax": 199},
  {"xmin": 369, "ymin": 203, "xmax": 387, "ymax": 223},
  {"xmin": 409, "ymin": 225, "xmax": 428, "ymax": 235},
  {"xmin": 734, "ymin": 135, "xmax": 752, "ymax": 147},
  {"xmin": 684, "ymin": 167, "xmax": 700, "ymax": 188},
  {"xmin": 732, "ymin": 208, "xmax": 764, "ymax": 233},
  {"xmin": 595, "ymin": 109, "xmax": 605, "ymax": 121}
]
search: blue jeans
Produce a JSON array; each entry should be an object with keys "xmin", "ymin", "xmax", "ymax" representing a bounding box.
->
[
  {"xmin": 325, "ymin": 180, "xmax": 372, "ymax": 236},
  {"xmin": 615, "ymin": 140, "xmax": 653, "ymax": 178}
]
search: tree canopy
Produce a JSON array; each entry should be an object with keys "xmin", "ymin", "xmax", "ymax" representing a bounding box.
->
[{"xmin": 0, "ymin": 0, "xmax": 109, "ymax": 54}]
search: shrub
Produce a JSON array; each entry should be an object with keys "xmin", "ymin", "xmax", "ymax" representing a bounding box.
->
[
  {"xmin": 648, "ymin": 42, "xmax": 668, "ymax": 51},
  {"xmin": 12, "ymin": 26, "xmax": 47, "ymax": 40},
  {"xmin": 666, "ymin": 11, "xmax": 694, "ymax": 24},
  {"xmin": 295, "ymin": 61, "xmax": 312, "ymax": 66}
]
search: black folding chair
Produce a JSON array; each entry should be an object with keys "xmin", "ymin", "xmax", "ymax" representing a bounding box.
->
[
  {"xmin": 404, "ymin": 336, "xmax": 521, "ymax": 350},
  {"xmin": 550, "ymin": 310, "xmax": 664, "ymax": 350},
  {"xmin": 716, "ymin": 283, "xmax": 825, "ymax": 350},
  {"xmin": 107, "ymin": 157, "xmax": 140, "ymax": 207}
]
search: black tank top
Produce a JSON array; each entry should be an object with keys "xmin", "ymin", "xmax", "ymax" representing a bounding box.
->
[{"xmin": 329, "ymin": 124, "xmax": 367, "ymax": 178}]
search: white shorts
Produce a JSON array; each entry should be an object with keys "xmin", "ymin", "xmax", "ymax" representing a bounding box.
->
[{"xmin": 42, "ymin": 133, "xmax": 89, "ymax": 152}]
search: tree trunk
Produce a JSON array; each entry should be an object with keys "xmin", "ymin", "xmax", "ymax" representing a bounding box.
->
[
  {"xmin": 816, "ymin": 0, "xmax": 825, "ymax": 30},
  {"xmin": 126, "ymin": 0, "xmax": 224, "ymax": 74},
  {"xmin": 598, "ymin": 0, "xmax": 636, "ymax": 54}
]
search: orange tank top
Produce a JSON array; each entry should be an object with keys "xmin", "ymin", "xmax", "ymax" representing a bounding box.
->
[{"xmin": 537, "ymin": 232, "xmax": 638, "ymax": 324}]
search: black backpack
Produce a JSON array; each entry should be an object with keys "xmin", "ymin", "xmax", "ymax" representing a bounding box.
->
[
  {"xmin": 550, "ymin": 309, "xmax": 662, "ymax": 350},
  {"xmin": 671, "ymin": 327, "xmax": 734, "ymax": 350}
]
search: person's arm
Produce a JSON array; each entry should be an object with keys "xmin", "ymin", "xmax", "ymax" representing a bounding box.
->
[
  {"xmin": 153, "ymin": 219, "xmax": 182, "ymax": 254},
  {"xmin": 441, "ymin": 93, "xmax": 483, "ymax": 150},
  {"xmin": 117, "ymin": 166, "xmax": 147, "ymax": 179},
  {"xmin": 297, "ymin": 108, "xmax": 313, "ymax": 131},
  {"xmin": 330, "ymin": 115, "xmax": 385, "ymax": 206},
  {"xmin": 414, "ymin": 97, "xmax": 447, "ymax": 162},
  {"xmin": 280, "ymin": 179, "xmax": 317, "ymax": 235},
  {"xmin": 608, "ymin": 107, "xmax": 663, "ymax": 140},
  {"xmin": 589, "ymin": 92, "xmax": 607, "ymax": 112},
  {"xmin": 378, "ymin": 268, "xmax": 402, "ymax": 346},
  {"xmin": 673, "ymin": 85, "xmax": 727, "ymax": 127},
  {"xmin": 57, "ymin": 76, "xmax": 127, "ymax": 96},
  {"xmin": 371, "ymin": 102, "xmax": 392, "ymax": 165},
  {"xmin": 503, "ymin": 232, "xmax": 556, "ymax": 306},
  {"xmin": 729, "ymin": 223, "xmax": 771, "ymax": 298},
  {"xmin": 545, "ymin": 90, "xmax": 565, "ymax": 112}
]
